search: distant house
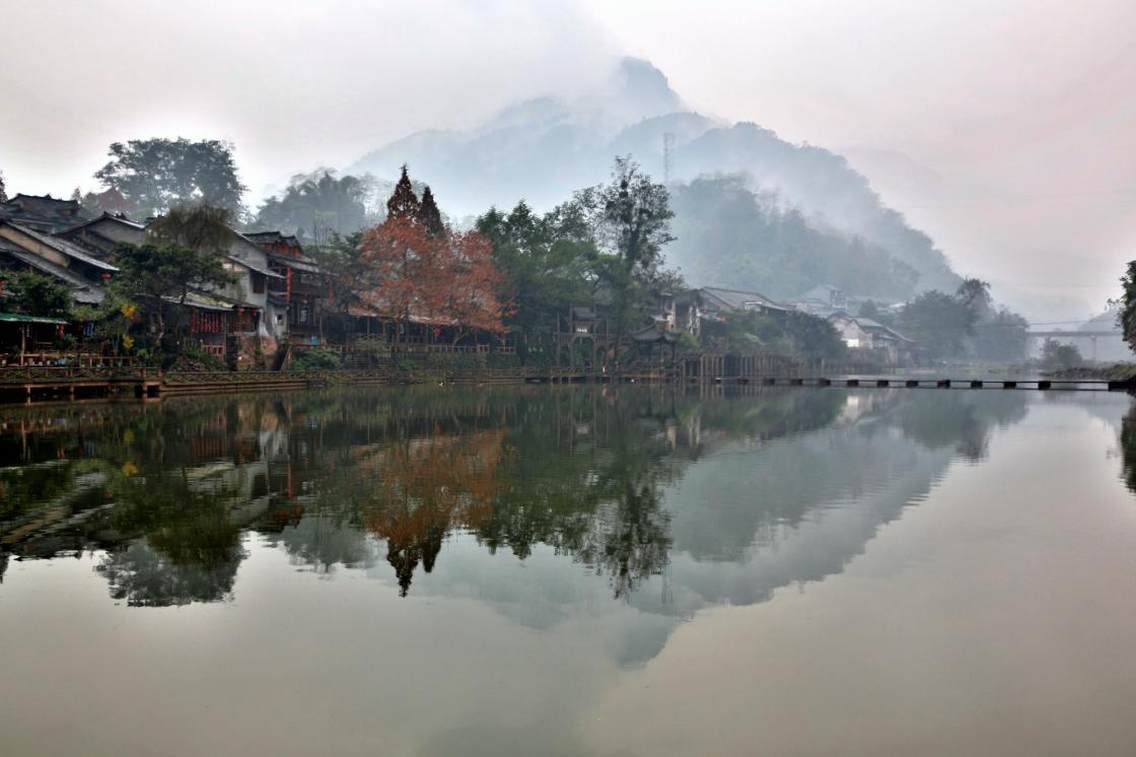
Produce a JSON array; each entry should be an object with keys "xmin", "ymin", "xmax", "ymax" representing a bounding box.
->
[
  {"xmin": 0, "ymin": 194, "xmax": 91, "ymax": 234},
  {"xmin": 828, "ymin": 311, "xmax": 913, "ymax": 364},
  {"xmin": 669, "ymin": 286, "xmax": 788, "ymax": 337},
  {"xmin": 793, "ymin": 284, "xmax": 848, "ymax": 317}
]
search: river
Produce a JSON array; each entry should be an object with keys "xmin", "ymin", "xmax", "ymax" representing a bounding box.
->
[{"xmin": 2, "ymin": 386, "xmax": 1135, "ymax": 756}]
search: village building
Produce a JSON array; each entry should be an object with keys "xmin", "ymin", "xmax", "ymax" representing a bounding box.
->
[
  {"xmin": 0, "ymin": 220, "xmax": 116, "ymax": 306},
  {"xmin": 0, "ymin": 194, "xmax": 91, "ymax": 234},
  {"xmin": 244, "ymin": 231, "xmax": 325, "ymax": 345},
  {"xmin": 57, "ymin": 212, "xmax": 147, "ymax": 259},
  {"xmin": 827, "ymin": 311, "xmax": 913, "ymax": 364},
  {"xmin": 792, "ymin": 283, "xmax": 849, "ymax": 317},
  {"xmin": 668, "ymin": 286, "xmax": 789, "ymax": 337}
]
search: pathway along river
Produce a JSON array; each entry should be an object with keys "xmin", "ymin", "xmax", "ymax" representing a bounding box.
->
[{"xmin": 2, "ymin": 386, "xmax": 1136, "ymax": 756}]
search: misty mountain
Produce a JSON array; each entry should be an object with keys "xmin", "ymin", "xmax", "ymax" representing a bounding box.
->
[{"xmin": 347, "ymin": 57, "xmax": 959, "ymax": 298}]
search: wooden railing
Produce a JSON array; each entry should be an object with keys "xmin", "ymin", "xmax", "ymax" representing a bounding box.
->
[
  {"xmin": 0, "ymin": 365, "xmax": 159, "ymax": 384},
  {"xmin": 0, "ymin": 353, "xmax": 139, "ymax": 369}
]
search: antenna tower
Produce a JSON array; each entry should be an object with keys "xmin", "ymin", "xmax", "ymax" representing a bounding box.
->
[{"xmin": 662, "ymin": 132, "xmax": 676, "ymax": 184}]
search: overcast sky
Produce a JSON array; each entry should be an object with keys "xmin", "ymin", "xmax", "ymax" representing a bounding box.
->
[{"xmin": 1, "ymin": 0, "xmax": 1133, "ymax": 319}]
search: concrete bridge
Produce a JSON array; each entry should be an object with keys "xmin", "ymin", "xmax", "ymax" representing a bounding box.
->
[{"xmin": 1026, "ymin": 328, "xmax": 1124, "ymax": 361}]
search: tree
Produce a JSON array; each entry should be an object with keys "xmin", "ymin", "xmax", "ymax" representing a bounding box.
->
[
  {"xmin": 146, "ymin": 204, "xmax": 233, "ymax": 252},
  {"xmin": 416, "ymin": 185, "xmax": 444, "ymax": 236},
  {"xmin": 253, "ymin": 171, "xmax": 370, "ymax": 245},
  {"xmin": 0, "ymin": 169, "xmax": 7, "ymax": 203},
  {"xmin": 477, "ymin": 200, "xmax": 599, "ymax": 363},
  {"xmin": 599, "ymin": 156, "xmax": 675, "ymax": 273},
  {"xmin": 970, "ymin": 307, "xmax": 1029, "ymax": 361},
  {"xmin": 1041, "ymin": 338, "xmax": 1083, "ymax": 371},
  {"xmin": 308, "ymin": 230, "xmax": 368, "ymax": 314},
  {"xmin": 896, "ymin": 289, "xmax": 977, "ymax": 361},
  {"xmin": 666, "ymin": 175, "xmax": 919, "ymax": 301},
  {"xmin": 94, "ymin": 138, "xmax": 247, "ymax": 218},
  {"xmin": 360, "ymin": 181, "xmax": 508, "ymax": 344},
  {"xmin": 556, "ymin": 157, "xmax": 676, "ymax": 348},
  {"xmin": 858, "ymin": 300, "xmax": 881, "ymax": 320},
  {"xmin": 386, "ymin": 165, "xmax": 420, "ymax": 221},
  {"xmin": 358, "ymin": 215, "xmax": 437, "ymax": 343},
  {"xmin": 1118, "ymin": 260, "xmax": 1136, "ymax": 353},
  {"xmin": 956, "ymin": 278, "xmax": 993, "ymax": 320},
  {"xmin": 111, "ymin": 240, "xmax": 233, "ymax": 355},
  {"xmin": 79, "ymin": 187, "xmax": 139, "ymax": 217},
  {"xmin": 0, "ymin": 269, "xmax": 73, "ymax": 318},
  {"xmin": 782, "ymin": 311, "xmax": 849, "ymax": 361},
  {"xmin": 701, "ymin": 309, "xmax": 846, "ymax": 361},
  {"xmin": 434, "ymin": 230, "xmax": 510, "ymax": 342}
]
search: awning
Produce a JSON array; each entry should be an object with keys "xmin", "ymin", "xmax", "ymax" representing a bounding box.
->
[{"xmin": 0, "ymin": 312, "xmax": 69, "ymax": 325}]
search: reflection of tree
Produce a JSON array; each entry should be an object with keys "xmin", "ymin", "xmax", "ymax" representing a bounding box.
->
[
  {"xmin": 94, "ymin": 471, "xmax": 246, "ymax": 606},
  {"xmin": 361, "ymin": 431, "xmax": 502, "ymax": 596},
  {"xmin": 1120, "ymin": 401, "xmax": 1136, "ymax": 494},
  {"xmin": 895, "ymin": 392, "xmax": 1028, "ymax": 462},
  {"xmin": 2, "ymin": 385, "xmax": 1041, "ymax": 608}
]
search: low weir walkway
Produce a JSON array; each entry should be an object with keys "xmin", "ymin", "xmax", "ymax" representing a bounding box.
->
[{"xmin": 0, "ymin": 365, "xmax": 1131, "ymax": 404}]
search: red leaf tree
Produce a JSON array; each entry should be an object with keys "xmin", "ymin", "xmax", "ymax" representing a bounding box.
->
[
  {"xmin": 434, "ymin": 229, "xmax": 510, "ymax": 343},
  {"xmin": 359, "ymin": 170, "xmax": 510, "ymax": 344}
]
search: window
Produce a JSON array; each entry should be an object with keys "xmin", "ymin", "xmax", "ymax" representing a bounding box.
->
[{"xmin": 252, "ymin": 272, "xmax": 265, "ymax": 294}]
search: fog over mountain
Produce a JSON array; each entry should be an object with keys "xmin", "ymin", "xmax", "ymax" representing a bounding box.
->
[
  {"xmin": 347, "ymin": 57, "xmax": 958, "ymax": 298},
  {"xmin": 4, "ymin": 1, "xmax": 1132, "ymax": 319}
]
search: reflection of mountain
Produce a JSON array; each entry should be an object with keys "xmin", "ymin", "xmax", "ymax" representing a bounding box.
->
[{"xmin": 1, "ymin": 388, "xmax": 1030, "ymax": 618}]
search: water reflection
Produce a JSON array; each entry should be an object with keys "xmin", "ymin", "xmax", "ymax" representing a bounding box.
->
[{"xmin": 1, "ymin": 387, "xmax": 1037, "ymax": 609}]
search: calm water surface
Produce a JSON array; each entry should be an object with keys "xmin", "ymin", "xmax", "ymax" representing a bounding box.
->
[{"xmin": 2, "ymin": 387, "xmax": 1136, "ymax": 756}]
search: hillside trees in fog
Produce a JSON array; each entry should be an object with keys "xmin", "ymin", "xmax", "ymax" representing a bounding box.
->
[
  {"xmin": 666, "ymin": 175, "xmax": 919, "ymax": 301},
  {"xmin": 893, "ymin": 278, "xmax": 1028, "ymax": 362},
  {"xmin": 93, "ymin": 138, "xmax": 247, "ymax": 219},
  {"xmin": 478, "ymin": 157, "xmax": 683, "ymax": 362},
  {"xmin": 253, "ymin": 170, "xmax": 371, "ymax": 244}
]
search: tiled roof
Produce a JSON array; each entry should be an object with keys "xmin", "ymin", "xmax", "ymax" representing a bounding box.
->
[
  {"xmin": 699, "ymin": 286, "xmax": 787, "ymax": 312},
  {"xmin": 0, "ymin": 242, "xmax": 107, "ymax": 304},
  {"xmin": 0, "ymin": 221, "xmax": 118, "ymax": 272},
  {"xmin": 0, "ymin": 194, "xmax": 91, "ymax": 234}
]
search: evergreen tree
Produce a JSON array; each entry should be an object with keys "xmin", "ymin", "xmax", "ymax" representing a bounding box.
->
[
  {"xmin": 417, "ymin": 185, "xmax": 444, "ymax": 236},
  {"xmin": 0, "ymin": 170, "xmax": 7, "ymax": 203},
  {"xmin": 386, "ymin": 165, "xmax": 420, "ymax": 221}
]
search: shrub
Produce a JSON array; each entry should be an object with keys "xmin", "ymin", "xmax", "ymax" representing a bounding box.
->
[{"xmin": 292, "ymin": 347, "xmax": 342, "ymax": 371}]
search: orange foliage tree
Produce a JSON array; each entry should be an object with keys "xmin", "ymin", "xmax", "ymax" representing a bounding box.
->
[
  {"xmin": 358, "ymin": 173, "xmax": 510, "ymax": 344},
  {"xmin": 358, "ymin": 215, "xmax": 438, "ymax": 342},
  {"xmin": 434, "ymin": 229, "xmax": 511, "ymax": 344}
]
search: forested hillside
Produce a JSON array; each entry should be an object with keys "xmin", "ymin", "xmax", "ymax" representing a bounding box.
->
[{"xmin": 345, "ymin": 57, "xmax": 959, "ymax": 300}]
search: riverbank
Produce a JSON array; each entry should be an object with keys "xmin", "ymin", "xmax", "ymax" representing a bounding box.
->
[
  {"xmin": 0, "ymin": 365, "xmax": 551, "ymax": 404},
  {"xmin": 1047, "ymin": 363, "xmax": 1136, "ymax": 381}
]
